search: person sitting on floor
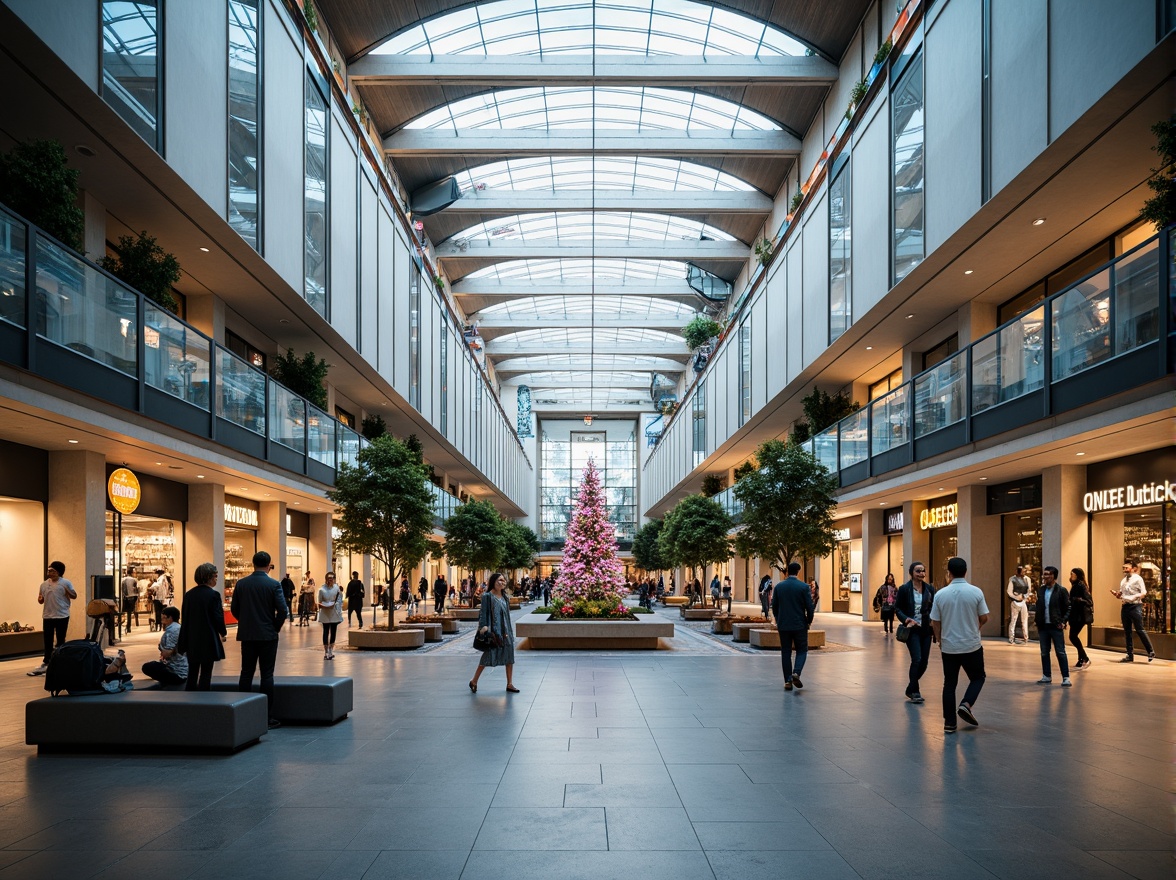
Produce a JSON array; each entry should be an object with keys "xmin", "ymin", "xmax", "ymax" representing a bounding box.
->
[{"xmin": 141, "ymin": 605, "xmax": 188, "ymax": 687}]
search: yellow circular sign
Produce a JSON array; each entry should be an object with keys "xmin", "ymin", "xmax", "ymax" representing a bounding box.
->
[{"xmin": 107, "ymin": 468, "xmax": 141, "ymax": 515}]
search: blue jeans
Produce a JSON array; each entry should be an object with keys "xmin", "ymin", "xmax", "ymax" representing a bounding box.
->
[
  {"xmin": 942, "ymin": 647, "xmax": 985, "ymax": 727},
  {"xmin": 904, "ymin": 627, "xmax": 932, "ymax": 696},
  {"xmin": 1038, "ymin": 625, "xmax": 1069, "ymax": 677},
  {"xmin": 779, "ymin": 629, "xmax": 808, "ymax": 680}
]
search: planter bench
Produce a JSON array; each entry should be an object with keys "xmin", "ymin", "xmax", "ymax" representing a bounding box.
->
[
  {"xmin": 680, "ymin": 608, "xmax": 717, "ymax": 620},
  {"xmin": 26, "ymin": 691, "xmax": 268, "ymax": 753},
  {"xmin": 516, "ymin": 617, "xmax": 674, "ymax": 650},
  {"xmin": 436, "ymin": 617, "xmax": 460, "ymax": 634},
  {"xmin": 731, "ymin": 622, "xmax": 756, "ymax": 642},
  {"xmin": 349, "ymin": 628, "xmax": 425, "ymax": 650},
  {"xmin": 453, "ymin": 609, "xmax": 481, "ymax": 621},
  {"xmin": 0, "ymin": 630, "xmax": 41, "ymax": 659},
  {"xmin": 749, "ymin": 629, "xmax": 826, "ymax": 649},
  {"xmin": 662, "ymin": 596, "xmax": 690, "ymax": 606},
  {"xmin": 712, "ymin": 617, "xmax": 733, "ymax": 634},
  {"xmin": 399, "ymin": 623, "xmax": 443, "ymax": 642}
]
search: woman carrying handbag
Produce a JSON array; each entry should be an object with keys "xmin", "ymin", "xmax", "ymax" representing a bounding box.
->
[{"xmin": 469, "ymin": 572, "xmax": 517, "ymax": 694}]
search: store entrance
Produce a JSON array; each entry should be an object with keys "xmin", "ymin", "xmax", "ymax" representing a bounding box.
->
[
  {"xmin": 1000, "ymin": 512, "xmax": 1042, "ymax": 639},
  {"xmin": 105, "ymin": 512, "xmax": 182, "ymax": 635},
  {"xmin": 927, "ymin": 526, "xmax": 958, "ymax": 589}
]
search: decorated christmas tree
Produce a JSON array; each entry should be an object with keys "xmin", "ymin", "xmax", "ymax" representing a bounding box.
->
[{"xmin": 552, "ymin": 459, "xmax": 627, "ymax": 607}]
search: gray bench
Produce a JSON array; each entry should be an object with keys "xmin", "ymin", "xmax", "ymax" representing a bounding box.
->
[
  {"xmin": 208, "ymin": 676, "xmax": 352, "ymax": 724},
  {"xmin": 26, "ymin": 691, "xmax": 269, "ymax": 753}
]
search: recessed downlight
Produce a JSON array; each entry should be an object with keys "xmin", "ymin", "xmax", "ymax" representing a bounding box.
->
[
  {"xmin": 865, "ymin": 346, "xmax": 873, "ymax": 351},
  {"xmin": 75, "ymin": 144, "xmax": 96, "ymax": 157},
  {"xmin": 979, "ymin": 476, "xmax": 988, "ymax": 481},
  {"xmin": 67, "ymin": 439, "xmax": 79, "ymax": 444},
  {"xmin": 198, "ymin": 247, "xmax": 210, "ymax": 253},
  {"xmin": 196, "ymin": 474, "xmax": 205, "ymax": 479},
  {"xmin": 964, "ymin": 269, "xmax": 974, "ymax": 275},
  {"xmin": 1076, "ymin": 452, "xmax": 1085, "ymax": 456},
  {"xmin": 1032, "ymin": 218, "xmax": 1046, "ymax": 226},
  {"xmin": 905, "ymin": 314, "xmax": 915, "ymax": 319}
]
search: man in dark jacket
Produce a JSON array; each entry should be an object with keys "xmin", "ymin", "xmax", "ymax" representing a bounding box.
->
[
  {"xmin": 231, "ymin": 551, "xmax": 287, "ymax": 729},
  {"xmin": 1035, "ymin": 566, "xmax": 1071, "ymax": 686},
  {"xmin": 772, "ymin": 561, "xmax": 815, "ymax": 691},
  {"xmin": 433, "ymin": 574, "xmax": 447, "ymax": 614},
  {"xmin": 280, "ymin": 573, "xmax": 296, "ymax": 622},
  {"xmin": 895, "ymin": 561, "xmax": 935, "ymax": 703},
  {"xmin": 176, "ymin": 562, "xmax": 227, "ymax": 691}
]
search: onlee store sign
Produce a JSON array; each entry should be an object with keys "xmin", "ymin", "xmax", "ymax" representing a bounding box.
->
[
  {"xmin": 1083, "ymin": 480, "xmax": 1174, "ymax": 513},
  {"xmin": 919, "ymin": 503, "xmax": 958, "ymax": 530}
]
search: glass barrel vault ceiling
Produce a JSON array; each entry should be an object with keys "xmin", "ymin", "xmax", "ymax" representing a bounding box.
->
[
  {"xmin": 372, "ymin": 0, "xmax": 813, "ymax": 58},
  {"xmin": 375, "ymin": 1, "xmax": 800, "ymax": 413}
]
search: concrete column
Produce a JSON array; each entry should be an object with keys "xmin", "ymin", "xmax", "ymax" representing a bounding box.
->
[
  {"xmin": 904, "ymin": 499, "xmax": 930, "ymax": 582},
  {"xmin": 309, "ymin": 513, "xmax": 333, "ymax": 582},
  {"xmin": 958, "ymin": 300, "xmax": 997, "ymax": 344},
  {"xmin": 1041, "ymin": 465, "xmax": 1087, "ymax": 578},
  {"xmin": 861, "ymin": 507, "xmax": 888, "ymax": 621},
  {"xmin": 259, "ymin": 500, "xmax": 287, "ymax": 580},
  {"xmin": 80, "ymin": 190, "xmax": 105, "ymax": 260},
  {"xmin": 47, "ymin": 450, "xmax": 106, "ymax": 640},
  {"xmin": 188, "ymin": 482, "xmax": 226, "ymax": 597},
  {"xmin": 185, "ymin": 294, "xmax": 225, "ymax": 343},
  {"xmin": 957, "ymin": 484, "xmax": 1002, "ymax": 637}
]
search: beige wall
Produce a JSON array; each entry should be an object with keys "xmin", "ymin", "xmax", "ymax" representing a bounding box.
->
[{"xmin": 0, "ymin": 500, "xmax": 46, "ymax": 625}]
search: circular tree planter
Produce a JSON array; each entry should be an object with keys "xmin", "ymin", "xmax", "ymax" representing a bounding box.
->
[{"xmin": 349, "ymin": 628, "xmax": 424, "ymax": 650}]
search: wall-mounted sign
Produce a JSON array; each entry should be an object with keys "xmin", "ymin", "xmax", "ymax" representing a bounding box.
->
[
  {"xmin": 849, "ymin": 572, "xmax": 862, "ymax": 593},
  {"xmin": 920, "ymin": 503, "xmax": 958, "ymax": 530},
  {"xmin": 224, "ymin": 502, "xmax": 259, "ymax": 528},
  {"xmin": 1083, "ymin": 480, "xmax": 1174, "ymax": 513},
  {"xmin": 832, "ymin": 528, "xmax": 851, "ymax": 542},
  {"xmin": 107, "ymin": 468, "xmax": 141, "ymax": 515},
  {"xmin": 884, "ymin": 508, "xmax": 905, "ymax": 534}
]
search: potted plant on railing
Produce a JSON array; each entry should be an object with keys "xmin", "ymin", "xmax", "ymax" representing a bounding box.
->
[
  {"xmin": 789, "ymin": 188, "xmax": 805, "ymax": 214},
  {"xmin": 269, "ymin": 348, "xmax": 329, "ymax": 410},
  {"xmin": 682, "ymin": 315, "xmax": 721, "ymax": 351},
  {"xmin": 99, "ymin": 231, "xmax": 182, "ymax": 314},
  {"xmin": 0, "ymin": 139, "xmax": 84, "ymax": 252},
  {"xmin": 847, "ymin": 80, "xmax": 869, "ymax": 119},
  {"xmin": 753, "ymin": 237, "xmax": 775, "ymax": 267}
]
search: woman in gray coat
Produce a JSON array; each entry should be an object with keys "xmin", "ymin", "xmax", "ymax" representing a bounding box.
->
[{"xmin": 469, "ymin": 572, "xmax": 517, "ymax": 693}]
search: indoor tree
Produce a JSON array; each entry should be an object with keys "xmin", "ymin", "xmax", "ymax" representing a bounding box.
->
[
  {"xmin": 99, "ymin": 231, "xmax": 182, "ymax": 313},
  {"xmin": 631, "ymin": 518, "xmax": 669, "ymax": 575},
  {"xmin": 658, "ymin": 493, "xmax": 733, "ymax": 604},
  {"xmin": 791, "ymin": 388, "xmax": 860, "ymax": 444},
  {"xmin": 270, "ymin": 348, "xmax": 329, "ymax": 410},
  {"xmin": 552, "ymin": 460, "xmax": 628, "ymax": 613},
  {"xmin": 441, "ymin": 499, "xmax": 506, "ymax": 593},
  {"xmin": 501, "ymin": 520, "xmax": 540, "ymax": 579},
  {"xmin": 327, "ymin": 434, "xmax": 435, "ymax": 628},
  {"xmin": 733, "ymin": 438, "xmax": 839, "ymax": 572},
  {"xmin": 0, "ymin": 139, "xmax": 84, "ymax": 251}
]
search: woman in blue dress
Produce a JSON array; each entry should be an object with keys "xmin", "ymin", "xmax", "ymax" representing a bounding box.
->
[{"xmin": 469, "ymin": 572, "xmax": 518, "ymax": 693}]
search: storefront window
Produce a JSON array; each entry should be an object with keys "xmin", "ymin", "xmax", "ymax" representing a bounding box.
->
[
  {"xmin": 224, "ymin": 527, "xmax": 257, "ymax": 599},
  {"xmin": 106, "ymin": 512, "xmax": 182, "ymax": 631},
  {"xmin": 1001, "ymin": 512, "xmax": 1042, "ymax": 638},
  {"xmin": 0, "ymin": 499, "xmax": 45, "ymax": 627},
  {"xmin": 1092, "ymin": 505, "xmax": 1170, "ymax": 635}
]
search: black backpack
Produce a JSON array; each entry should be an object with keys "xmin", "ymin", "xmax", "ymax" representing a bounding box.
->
[{"xmin": 43, "ymin": 639, "xmax": 107, "ymax": 696}]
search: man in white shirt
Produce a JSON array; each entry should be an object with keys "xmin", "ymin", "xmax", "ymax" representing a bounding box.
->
[
  {"xmin": 29, "ymin": 561, "xmax": 77, "ymax": 676},
  {"xmin": 931, "ymin": 556, "xmax": 989, "ymax": 734},
  {"xmin": 1111, "ymin": 559, "xmax": 1155, "ymax": 662},
  {"xmin": 1006, "ymin": 565, "xmax": 1030, "ymax": 644}
]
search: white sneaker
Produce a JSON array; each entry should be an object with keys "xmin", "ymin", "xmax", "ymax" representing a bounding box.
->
[
  {"xmin": 1061, "ymin": 678, "xmax": 1072, "ymax": 687},
  {"xmin": 1008, "ymin": 639, "xmax": 1014, "ymax": 645},
  {"xmin": 1037, "ymin": 676, "xmax": 1051, "ymax": 684},
  {"xmin": 26, "ymin": 663, "xmax": 48, "ymax": 676}
]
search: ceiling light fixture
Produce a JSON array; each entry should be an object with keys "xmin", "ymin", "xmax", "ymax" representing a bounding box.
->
[
  {"xmin": 979, "ymin": 476, "xmax": 988, "ymax": 481},
  {"xmin": 196, "ymin": 474, "xmax": 204, "ymax": 479},
  {"xmin": 67, "ymin": 439, "xmax": 79, "ymax": 444},
  {"xmin": 199, "ymin": 247, "xmax": 210, "ymax": 253},
  {"xmin": 905, "ymin": 314, "xmax": 915, "ymax": 319},
  {"xmin": 1032, "ymin": 218, "xmax": 1046, "ymax": 226},
  {"xmin": 1075, "ymin": 452, "xmax": 1085, "ymax": 456},
  {"xmin": 865, "ymin": 346, "xmax": 873, "ymax": 351},
  {"xmin": 583, "ymin": 415, "xmax": 594, "ymax": 426},
  {"xmin": 75, "ymin": 144, "xmax": 96, "ymax": 157},
  {"xmin": 963, "ymin": 269, "xmax": 973, "ymax": 275}
]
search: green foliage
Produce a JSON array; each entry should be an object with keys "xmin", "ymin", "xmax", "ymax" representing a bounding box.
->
[
  {"xmin": 792, "ymin": 388, "xmax": 860, "ymax": 443},
  {"xmin": 733, "ymin": 438, "xmax": 839, "ymax": 571},
  {"xmin": 631, "ymin": 519, "xmax": 669, "ymax": 572},
  {"xmin": 360, "ymin": 414, "xmax": 387, "ymax": 440},
  {"xmin": 681, "ymin": 316, "xmax": 721, "ymax": 351},
  {"xmin": 501, "ymin": 521, "xmax": 540, "ymax": 571},
  {"xmin": 0, "ymin": 140, "xmax": 84, "ymax": 251},
  {"xmin": 98, "ymin": 231, "xmax": 182, "ymax": 313},
  {"xmin": 270, "ymin": 348, "xmax": 329, "ymax": 410},
  {"xmin": 441, "ymin": 499, "xmax": 506, "ymax": 581},
  {"xmin": 403, "ymin": 433, "xmax": 424, "ymax": 463},
  {"xmin": 753, "ymin": 237, "xmax": 775, "ymax": 266},
  {"xmin": 873, "ymin": 38, "xmax": 893, "ymax": 68},
  {"xmin": 1140, "ymin": 116, "xmax": 1176, "ymax": 230},
  {"xmin": 631, "ymin": 606, "xmax": 652, "ymax": 614},
  {"xmin": 733, "ymin": 460, "xmax": 757, "ymax": 482},
  {"xmin": 789, "ymin": 189, "xmax": 804, "ymax": 213},
  {"xmin": 433, "ymin": 274, "xmax": 445, "ymax": 293},
  {"xmin": 701, "ymin": 473, "xmax": 725, "ymax": 496},
  {"xmin": 303, "ymin": 0, "xmax": 318, "ymax": 32},
  {"xmin": 848, "ymin": 80, "xmax": 868, "ymax": 112},
  {"xmin": 547, "ymin": 598, "xmax": 633, "ymax": 619},
  {"xmin": 327, "ymin": 435, "xmax": 435, "ymax": 590},
  {"xmin": 658, "ymin": 494, "xmax": 733, "ymax": 573}
]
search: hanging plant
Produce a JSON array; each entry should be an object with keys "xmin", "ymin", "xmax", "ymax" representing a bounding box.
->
[
  {"xmin": 99, "ymin": 231, "xmax": 181, "ymax": 313},
  {"xmin": 682, "ymin": 315, "xmax": 722, "ymax": 351}
]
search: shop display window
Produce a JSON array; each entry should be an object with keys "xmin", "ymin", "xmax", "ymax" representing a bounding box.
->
[
  {"xmin": 105, "ymin": 513, "xmax": 181, "ymax": 620},
  {"xmin": 1091, "ymin": 505, "xmax": 1170, "ymax": 634},
  {"xmin": 1001, "ymin": 512, "xmax": 1042, "ymax": 638},
  {"xmin": 928, "ymin": 527, "xmax": 958, "ymax": 588}
]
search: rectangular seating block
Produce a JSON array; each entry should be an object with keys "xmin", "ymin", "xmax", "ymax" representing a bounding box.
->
[{"xmin": 208, "ymin": 676, "xmax": 353, "ymax": 724}]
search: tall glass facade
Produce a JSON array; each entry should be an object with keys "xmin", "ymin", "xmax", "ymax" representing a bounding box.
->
[
  {"xmin": 101, "ymin": 1, "xmax": 161, "ymax": 149},
  {"xmin": 692, "ymin": 379, "xmax": 707, "ymax": 466},
  {"xmin": 438, "ymin": 306, "xmax": 448, "ymax": 435},
  {"xmin": 540, "ymin": 430, "xmax": 636, "ymax": 544},
  {"xmin": 829, "ymin": 162, "xmax": 851, "ymax": 343},
  {"xmin": 409, "ymin": 268, "xmax": 422, "ymax": 408},
  {"xmin": 739, "ymin": 320, "xmax": 751, "ymax": 426},
  {"xmin": 303, "ymin": 69, "xmax": 328, "ymax": 317},
  {"xmin": 228, "ymin": 0, "xmax": 260, "ymax": 249},
  {"xmin": 893, "ymin": 52, "xmax": 924, "ymax": 284}
]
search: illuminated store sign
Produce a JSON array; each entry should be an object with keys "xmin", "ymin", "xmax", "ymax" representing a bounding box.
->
[
  {"xmin": 832, "ymin": 528, "xmax": 851, "ymax": 542},
  {"xmin": 224, "ymin": 503, "xmax": 259, "ymax": 527},
  {"xmin": 886, "ymin": 510, "xmax": 905, "ymax": 533},
  {"xmin": 920, "ymin": 503, "xmax": 958, "ymax": 530},
  {"xmin": 1083, "ymin": 480, "xmax": 1174, "ymax": 513},
  {"xmin": 107, "ymin": 468, "xmax": 141, "ymax": 515}
]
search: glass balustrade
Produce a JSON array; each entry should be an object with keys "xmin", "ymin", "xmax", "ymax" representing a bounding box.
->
[
  {"xmin": 713, "ymin": 483, "xmax": 744, "ymax": 521},
  {"xmin": 338, "ymin": 425, "xmax": 361, "ymax": 469},
  {"xmin": 35, "ymin": 235, "xmax": 137, "ymax": 375},
  {"xmin": 144, "ymin": 302, "xmax": 210, "ymax": 409},
  {"xmin": 1051, "ymin": 267, "xmax": 1112, "ymax": 381},
  {"xmin": 216, "ymin": 345, "xmax": 266, "ymax": 435},
  {"xmin": 0, "ymin": 208, "xmax": 26, "ymax": 327},
  {"xmin": 870, "ymin": 384, "xmax": 908, "ymax": 455},
  {"xmin": 1113, "ymin": 237, "xmax": 1159, "ymax": 356},
  {"xmin": 972, "ymin": 306, "xmax": 1045, "ymax": 412},
  {"xmin": 269, "ymin": 382, "xmax": 306, "ymax": 453},
  {"xmin": 813, "ymin": 426, "xmax": 838, "ymax": 473},
  {"xmin": 307, "ymin": 405, "xmax": 336, "ymax": 467},
  {"xmin": 838, "ymin": 408, "xmax": 868, "ymax": 469},
  {"xmin": 913, "ymin": 350, "xmax": 966, "ymax": 437}
]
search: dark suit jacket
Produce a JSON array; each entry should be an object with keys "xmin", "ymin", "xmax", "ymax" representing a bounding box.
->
[
  {"xmin": 176, "ymin": 584, "xmax": 227, "ymax": 662},
  {"xmin": 1034, "ymin": 584, "xmax": 1071, "ymax": 629},
  {"xmin": 231, "ymin": 571, "xmax": 287, "ymax": 641},
  {"xmin": 895, "ymin": 581, "xmax": 934, "ymax": 628},
  {"xmin": 772, "ymin": 576, "xmax": 814, "ymax": 631}
]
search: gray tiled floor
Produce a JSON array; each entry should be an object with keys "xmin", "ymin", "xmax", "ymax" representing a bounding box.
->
[{"xmin": 0, "ymin": 610, "xmax": 1171, "ymax": 879}]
